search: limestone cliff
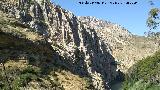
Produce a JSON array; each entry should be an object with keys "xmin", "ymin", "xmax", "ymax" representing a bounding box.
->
[
  {"xmin": 0, "ymin": 0, "xmax": 120, "ymax": 90},
  {"xmin": 0, "ymin": 0, "xmax": 159, "ymax": 90},
  {"xmin": 79, "ymin": 16, "xmax": 160, "ymax": 73}
]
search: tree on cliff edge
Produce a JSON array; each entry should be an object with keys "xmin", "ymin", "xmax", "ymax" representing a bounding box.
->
[{"xmin": 147, "ymin": 1, "xmax": 160, "ymax": 30}]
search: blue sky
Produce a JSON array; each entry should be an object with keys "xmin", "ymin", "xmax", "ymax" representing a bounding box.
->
[{"xmin": 52, "ymin": 0, "xmax": 160, "ymax": 36}]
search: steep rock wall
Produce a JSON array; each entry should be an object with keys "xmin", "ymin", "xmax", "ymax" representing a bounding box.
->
[
  {"xmin": 79, "ymin": 16, "xmax": 160, "ymax": 73},
  {"xmin": 0, "ymin": 0, "xmax": 120, "ymax": 89}
]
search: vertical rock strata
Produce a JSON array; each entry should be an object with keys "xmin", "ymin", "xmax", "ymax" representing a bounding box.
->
[{"xmin": 0, "ymin": 0, "xmax": 119, "ymax": 89}]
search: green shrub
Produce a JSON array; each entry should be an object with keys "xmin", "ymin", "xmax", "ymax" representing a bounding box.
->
[
  {"xmin": 21, "ymin": 66, "xmax": 41, "ymax": 75},
  {"xmin": 123, "ymin": 50, "xmax": 160, "ymax": 90},
  {"xmin": 19, "ymin": 73, "xmax": 37, "ymax": 86},
  {"xmin": 83, "ymin": 77, "xmax": 95, "ymax": 89},
  {"xmin": 11, "ymin": 66, "xmax": 40, "ymax": 89}
]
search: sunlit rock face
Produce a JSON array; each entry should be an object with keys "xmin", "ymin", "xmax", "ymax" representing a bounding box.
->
[
  {"xmin": 0, "ymin": 0, "xmax": 120, "ymax": 89},
  {"xmin": 79, "ymin": 16, "xmax": 159, "ymax": 73}
]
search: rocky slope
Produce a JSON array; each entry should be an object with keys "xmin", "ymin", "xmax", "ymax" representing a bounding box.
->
[
  {"xmin": 79, "ymin": 16, "xmax": 160, "ymax": 73},
  {"xmin": 0, "ymin": 0, "xmax": 120, "ymax": 90},
  {"xmin": 0, "ymin": 0, "xmax": 159, "ymax": 90}
]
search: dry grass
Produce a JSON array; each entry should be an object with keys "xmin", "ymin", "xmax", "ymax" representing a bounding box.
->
[{"xmin": 55, "ymin": 70, "xmax": 88, "ymax": 90}]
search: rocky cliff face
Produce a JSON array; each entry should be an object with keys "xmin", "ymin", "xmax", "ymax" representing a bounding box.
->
[
  {"xmin": 0, "ymin": 0, "xmax": 159, "ymax": 89},
  {"xmin": 78, "ymin": 16, "xmax": 132, "ymax": 49},
  {"xmin": 79, "ymin": 16, "xmax": 160, "ymax": 73},
  {"xmin": 0, "ymin": 0, "xmax": 121, "ymax": 89}
]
